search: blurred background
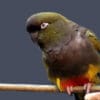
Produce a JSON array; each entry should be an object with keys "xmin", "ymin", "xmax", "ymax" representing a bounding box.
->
[{"xmin": 0, "ymin": 0, "xmax": 100, "ymax": 100}]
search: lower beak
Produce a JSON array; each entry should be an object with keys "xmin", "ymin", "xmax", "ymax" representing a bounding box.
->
[{"xmin": 30, "ymin": 32, "xmax": 38, "ymax": 42}]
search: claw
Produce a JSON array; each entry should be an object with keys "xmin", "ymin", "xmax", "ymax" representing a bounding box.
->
[
  {"xmin": 66, "ymin": 86, "xmax": 73, "ymax": 95},
  {"xmin": 84, "ymin": 83, "xmax": 92, "ymax": 93}
]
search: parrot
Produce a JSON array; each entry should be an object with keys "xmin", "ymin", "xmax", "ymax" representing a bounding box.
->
[{"xmin": 26, "ymin": 12, "xmax": 100, "ymax": 100}]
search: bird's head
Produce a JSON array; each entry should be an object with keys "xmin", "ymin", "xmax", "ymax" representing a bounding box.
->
[{"xmin": 26, "ymin": 12, "xmax": 70, "ymax": 49}]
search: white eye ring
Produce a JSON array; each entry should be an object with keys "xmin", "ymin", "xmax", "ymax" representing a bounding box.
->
[{"xmin": 41, "ymin": 23, "xmax": 49, "ymax": 29}]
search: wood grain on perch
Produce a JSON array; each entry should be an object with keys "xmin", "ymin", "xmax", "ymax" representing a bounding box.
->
[{"xmin": 0, "ymin": 83, "xmax": 99, "ymax": 93}]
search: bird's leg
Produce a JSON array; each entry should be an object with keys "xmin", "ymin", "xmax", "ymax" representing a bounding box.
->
[{"xmin": 84, "ymin": 83, "xmax": 93, "ymax": 93}]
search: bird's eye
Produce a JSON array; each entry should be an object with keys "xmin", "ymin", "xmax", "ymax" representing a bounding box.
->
[{"xmin": 40, "ymin": 23, "xmax": 49, "ymax": 29}]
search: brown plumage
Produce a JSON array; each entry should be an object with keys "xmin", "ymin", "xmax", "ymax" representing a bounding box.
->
[{"xmin": 26, "ymin": 12, "xmax": 100, "ymax": 100}]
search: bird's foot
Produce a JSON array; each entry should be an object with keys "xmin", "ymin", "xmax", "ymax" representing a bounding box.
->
[
  {"xmin": 56, "ymin": 77, "xmax": 91, "ymax": 95},
  {"xmin": 66, "ymin": 86, "xmax": 73, "ymax": 95},
  {"xmin": 84, "ymin": 83, "xmax": 93, "ymax": 93}
]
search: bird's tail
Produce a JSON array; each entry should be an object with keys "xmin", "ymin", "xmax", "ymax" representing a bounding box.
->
[{"xmin": 74, "ymin": 93, "xmax": 85, "ymax": 100}]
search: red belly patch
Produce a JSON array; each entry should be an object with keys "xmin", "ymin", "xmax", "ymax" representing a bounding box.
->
[{"xmin": 60, "ymin": 76, "xmax": 90, "ymax": 90}]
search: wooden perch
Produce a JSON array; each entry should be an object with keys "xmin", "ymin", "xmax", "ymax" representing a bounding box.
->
[{"xmin": 0, "ymin": 83, "xmax": 99, "ymax": 93}]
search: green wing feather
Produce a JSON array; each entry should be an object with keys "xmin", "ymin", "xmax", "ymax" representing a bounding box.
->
[
  {"xmin": 74, "ymin": 30, "xmax": 100, "ymax": 100},
  {"xmin": 86, "ymin": 30, "xmax": 100, "ymax": 53}
]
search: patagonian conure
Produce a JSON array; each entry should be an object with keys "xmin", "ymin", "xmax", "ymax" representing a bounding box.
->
[{"xmin": 26, "ymin": 12, "xmax": 100, "ymax": 100}]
